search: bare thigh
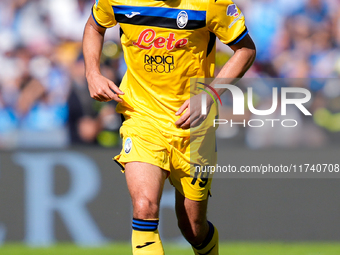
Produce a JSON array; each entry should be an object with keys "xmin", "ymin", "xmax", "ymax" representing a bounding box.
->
[{"xmin": 125, "ymin": 162, "xmax": 168, "ymax": 219}]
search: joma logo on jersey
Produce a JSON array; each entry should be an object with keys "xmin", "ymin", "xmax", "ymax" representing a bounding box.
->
[
  {"xmin": 144, "ymin": 55, "xmax": 175, "ymax": 73},
  {"xmin": 133, "ymin": 29, "xmax": 188, "ymax": 50}
]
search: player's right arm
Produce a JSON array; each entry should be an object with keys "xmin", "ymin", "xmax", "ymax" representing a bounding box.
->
[{"xmin": 83, "ymin": 3, "xmax": 124, "ymax": 102}]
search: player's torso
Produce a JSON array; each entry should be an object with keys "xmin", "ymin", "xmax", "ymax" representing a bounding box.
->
[
  {"xmin": 107, "ymin": 0, "xmax": 216, "ymax": 134},
  {"xmin": 111, "ymin": 0, "xmax": 214, "ymax": 86}
]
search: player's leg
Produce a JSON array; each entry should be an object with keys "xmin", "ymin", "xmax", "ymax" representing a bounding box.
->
[
  {"xmin": 175, "ymin": 190, "xmax": 219, "ymax": 255},
  {"xmin": 125, "ymin": 162, "xmax": 168, "ymax": 255}
]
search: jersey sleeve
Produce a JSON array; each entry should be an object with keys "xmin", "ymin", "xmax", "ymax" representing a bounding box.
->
[
  {"xmin": 92, "ymin": 0, "xmax": 117, "ymax": 28},
  {"xmin": 207, "ymin": 0, "xmax": 248, "ymax": 46}
]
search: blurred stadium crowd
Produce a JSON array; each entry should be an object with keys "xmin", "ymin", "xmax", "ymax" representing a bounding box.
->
[{"xmin": 0, "ymin": 0, "xmax": 339, "ymax": 149}]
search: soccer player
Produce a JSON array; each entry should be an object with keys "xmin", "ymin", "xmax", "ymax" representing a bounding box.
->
[{"xmin": 83, "ymin": 0, "xmax": 256, "ymax": 254}]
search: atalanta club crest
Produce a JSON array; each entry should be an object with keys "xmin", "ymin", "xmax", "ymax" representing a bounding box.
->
[
  {"xmin": 227, "ymin": 4, "xmax": 240, "ymax": 18},
  {"xmin": 124, "ymin": 137, "xmax": 132, "ymax": 154},
  {"xmin": 177, "ymin": 11, "xmax": 188, "ymax": 29}
]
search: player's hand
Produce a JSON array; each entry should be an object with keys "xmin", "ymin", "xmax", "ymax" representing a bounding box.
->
[
  {"xmin": 175, "ymin": 93, "xmax": 212, "ymax": 129},
  {"xmin": 87, "ymin": 72, "xmax": 124, "ymax": 102}
]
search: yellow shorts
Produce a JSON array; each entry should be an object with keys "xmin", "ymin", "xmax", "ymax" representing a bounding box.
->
[{"xmin": 114, "ymin": 117, "xmax": 217, "ymax": 201}]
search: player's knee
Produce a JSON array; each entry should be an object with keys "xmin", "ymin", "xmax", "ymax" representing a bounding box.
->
[{"xmin": 133, "ymin": 197, "xmax": 159, "ymax": 219}]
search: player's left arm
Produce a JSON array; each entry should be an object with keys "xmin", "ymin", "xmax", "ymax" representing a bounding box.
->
[
  {"xmin": 175, "ymin": 0, "xmax": 256, "ymax": 129},
  {"xmin": 175, "ymin": 35, "xmax": 256, "ymax": 129},
  {"xmin": 215, "ymin": 34, "xmax": 256, "ymax": 83}
]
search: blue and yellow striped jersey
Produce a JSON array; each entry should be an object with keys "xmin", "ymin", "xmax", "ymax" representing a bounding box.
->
[{"xmin": 92, "ymin": 0, "xmax": 247, "ymax": 136}]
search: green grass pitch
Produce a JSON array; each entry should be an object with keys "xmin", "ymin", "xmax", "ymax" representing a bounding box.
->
[{"xmin": 1, "ymin": 243, "xmax": 340, "ymax": 255}]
